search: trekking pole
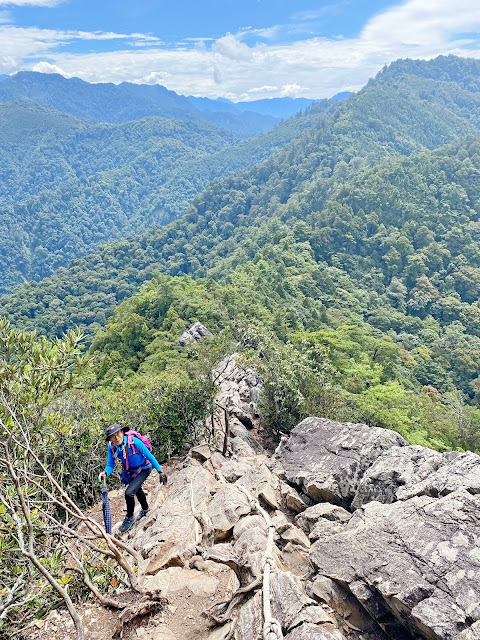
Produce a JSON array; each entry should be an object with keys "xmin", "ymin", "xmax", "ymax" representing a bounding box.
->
[{"xmin": 101, "ymin": 476, "xmax": 112, "ymax": 534}]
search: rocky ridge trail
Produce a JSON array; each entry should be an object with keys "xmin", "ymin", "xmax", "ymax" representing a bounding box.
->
[{"xmin": 27, "ymin": 357, "xmax": 480, "ymax": 640}]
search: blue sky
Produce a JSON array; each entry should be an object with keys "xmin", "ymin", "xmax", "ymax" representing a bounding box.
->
[
  {"xmin": 0, "ymin": 0, "xmax": 479, "ymax": 100},
  {"xmin": 10, "ymin": 1, "xmax": 398, "ymax": 46}
]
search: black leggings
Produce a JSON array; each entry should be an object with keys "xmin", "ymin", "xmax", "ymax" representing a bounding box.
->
[{"xmin": 125, "ymin": 468, "xmax": 151, "ymax": 517}]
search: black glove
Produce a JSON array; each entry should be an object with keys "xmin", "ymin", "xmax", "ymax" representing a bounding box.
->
[{"xmin": 159, "ymin": 472, "xmax": 167, "ymax": 486}]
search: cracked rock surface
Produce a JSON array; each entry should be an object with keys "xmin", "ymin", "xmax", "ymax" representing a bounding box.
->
[
  {"xmin": 32, "ymin": 368, "xmax": 480, "ymax": 640},
  {"xmin": 275, "ymin": 417, "xmax": 480, "ymax": 640},
  {"xmin": 272, "ymin": 417, "xmax": 407, "ymax": 508}
]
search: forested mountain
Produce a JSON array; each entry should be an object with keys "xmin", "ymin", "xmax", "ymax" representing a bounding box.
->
[
  {"xmin": 3, "ymin": 55, "xmax": 480, "ymax": 327},
  {"xmin": 0, "ymin": 97, "xmax": 331, "ymax": 294},
  {"xmin": 3, "ymin": 55, "xmax": 480, "ymax": 448},
  {"xmin": 75, "ymin": 133, "xmax": 480, "ymax": 448},
  {"xmin": 0, "ymin": 71, "xmax": 279, "ymax": 136},
  {"xmin": 0, "ymin": 104, "xmax": 238, "ymax": 293}
]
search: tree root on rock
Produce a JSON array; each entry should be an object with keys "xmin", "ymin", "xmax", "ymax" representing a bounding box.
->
[
  {"xmin": 204, "ymin": 576, "xmax": 262, "ymax": 625},
  {"xmin": 113, "ymin": 594, "xmax": 167, "ymax": 638}
]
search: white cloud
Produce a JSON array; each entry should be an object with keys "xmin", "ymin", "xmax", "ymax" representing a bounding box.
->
[
  {"xmin": 184, "ymin": 37, "xmax": 215, "ymax": 43},
  {"xmin": 240, "ymin": 25, "xmax": 281, "ymax": 40},
  {"xmin": 1, "ymin": 0, "xmax": 480, "ymax": 99},
  {"xmin": 211, "ymin": 33, "xmax": 255, "ymax": 62},
  {"xmin": 141, "ymin": 70, "xmax": 168, "ymax": 85},
  {"xmin": 0, "ymin": 0, "xmax": 63, "ymax": 5},
  {"xmin": 290, "ymin": 6, "xmax": 340, "ymax": 22},
  {"xmin": 31, "ymin": 60, "xmax": 67, "ymax": 74},
  {"xmin": 280, "ymin": 83, "xmax": 304, "ymax": 98},
  {"xmin": 0, "ymin": 9, "xmax": 11, "ymax": 23},
  {"xmin": 248, "ymin": 85, "xmax": 278, "ymax": 94}
]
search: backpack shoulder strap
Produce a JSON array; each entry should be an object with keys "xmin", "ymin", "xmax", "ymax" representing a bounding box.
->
[
  {"xmin": 127, "ymin": 432, "xmax": 139, "ymax": 454},
  {"xmin": 110, "ymin": 440, "xmax": 131, "ymax": 470}
]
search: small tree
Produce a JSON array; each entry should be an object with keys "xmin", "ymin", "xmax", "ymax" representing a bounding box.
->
[{"xmin": 0, "ymin": 320, "xmax": 160, "ymax": 639}]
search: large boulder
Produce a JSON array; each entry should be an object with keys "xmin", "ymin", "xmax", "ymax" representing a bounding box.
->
[
  {"xmin": 207, "ymin": 484, "xmax": 252, "ymax": 541},
  {"xmin": 272, "ymin": 417, "xmax": 406, "ymax": 507},
  {"xmin": 352, "ymin": 446, "xmax": 480, "ymax": 509},
  {"xmin": 310, "ymin": 489, "xmax": 480, "ymax": 640},
  {"xmin": 137, "ymin": 466, "xmax": 217, "ymax": 575}
]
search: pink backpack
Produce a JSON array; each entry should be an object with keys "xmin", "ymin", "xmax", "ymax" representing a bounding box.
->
[{"xmin": 123, "ymin": 430, "xmax": 154, "ymax": 455}]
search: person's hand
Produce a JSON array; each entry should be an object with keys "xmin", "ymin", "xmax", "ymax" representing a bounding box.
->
[
  {"xmin": 98, "ymin": 471, "xmax": 107, "ymax": 483},
  {"xmin": 159, "ymin": 471, "xmax": 167, "ymax": 486}
]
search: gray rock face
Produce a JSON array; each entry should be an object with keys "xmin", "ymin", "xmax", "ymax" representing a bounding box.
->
[
  {"xmin": 179, "ymin": 321, "xmax": 210, "ymax": 346},
  {"xmin": 207, "ymin": 484, "xmax": 252, "ymax": 541},
  {"xmin": 136, "ymin": 466, "xmax": 217, "ymax": 575},
  {"xmin": 353, "ymin": 446, "xmax": 480, "ymax": 509},
  {"xmin": 273, "ymin": 417, "xmax": 407, "ymax": 507},
  {"xmin": 308, "ymin": 576, "xmax": 388, "ymax": 639},
  {"xmin": 283, "ymin": 624, "xmax": 345, "ymax": 640},
  {"xmin": 310, "ymin": 489, "xmax": 480, "ymax": 640}
]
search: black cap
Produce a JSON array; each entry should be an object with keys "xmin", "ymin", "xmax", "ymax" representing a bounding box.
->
[{"xmin": 104, "ymin": 423, "xmax": 124, "ymax": 441}]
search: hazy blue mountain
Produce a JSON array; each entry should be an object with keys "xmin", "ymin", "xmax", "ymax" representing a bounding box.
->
[
  {"xmin": 187, "ymin": 95, "xmax": 315, "ymax": 118},
  {"xmin": 186, "ymin": 96, "xmax": 240, "ymax": 114},
  {"xmin": 0, "ymin": 72, "xmax": 279, "ymax": 137},
  {"xmin": 0, "ymin": 72, "xmax": 192, "ymax": 122}
]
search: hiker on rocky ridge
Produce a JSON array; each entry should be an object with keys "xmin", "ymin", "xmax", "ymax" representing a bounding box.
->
[{"xmin": 99, "ymin": 423, "xmax": 167, "ymax": 533}]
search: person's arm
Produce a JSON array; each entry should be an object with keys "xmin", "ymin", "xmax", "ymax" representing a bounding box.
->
[
  {"xmin": 132, "ymin": 437, "xmax": 162, "ymax": 473},
  {"xmin": 104, "ymin": 443, "xmax": 116, "ymax": 477}
]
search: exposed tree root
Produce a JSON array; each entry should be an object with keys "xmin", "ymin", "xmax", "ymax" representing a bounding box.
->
[{"xmin": 113, "ymin": 595, "xmax": 167, "ymax": 638}]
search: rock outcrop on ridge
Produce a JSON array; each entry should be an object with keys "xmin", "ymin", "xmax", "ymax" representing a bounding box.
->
[
  {"xmin": 34, "ymin": 358, "xmax": 480, "ymax": 640},
  {"xmin": 273, "ymin": 418, "xmax": 480, "ymax": 640}
]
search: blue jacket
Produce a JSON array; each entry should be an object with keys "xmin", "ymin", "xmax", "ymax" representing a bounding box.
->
[{"xmin": 104, "ymin": 435, "xmax": 162, "ymax": 477}]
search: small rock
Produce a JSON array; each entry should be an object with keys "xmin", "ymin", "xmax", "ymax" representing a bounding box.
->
[
  {"xmin": 271, "ymin": 511, "xmax": 291, "ymax": 534},
  {"xmin": 190, "ymin": 444, "xmax": 212, "ymax": 462},
  {"xmin": 282, "ymin": 483, "xmax": 308, "ymax": 512},
  {"xmin": 281, "ymin": 525, "xmax": 311, "ymax": 548}
]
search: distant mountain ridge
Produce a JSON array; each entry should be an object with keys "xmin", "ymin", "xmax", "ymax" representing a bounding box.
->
[
  {"xmin": 0, "ymin": 72, "xmax": 315, "ymax": 137},
  {"xmin": 187, "ymin": 92, "xmax": 350, "ymax": 119},
  {"xmin": 187, "ymin": 95, "xmax": 315, "ymax": 119}
]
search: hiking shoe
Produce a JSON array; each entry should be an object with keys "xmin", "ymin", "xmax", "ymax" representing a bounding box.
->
[
  {"xmin": 136, "ymin": 509, "xmax": 149, "ymax": 522},
  {"xmin": 119, "ymin": 515, "xmax": 135, "ymax": 533}
]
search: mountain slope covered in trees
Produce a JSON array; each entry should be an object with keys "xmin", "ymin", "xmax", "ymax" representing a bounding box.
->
[
  {"xmin": 0, "ymin": 98, "xmax": 332, "ymax": 294},
  {"xmin": 3, "ymin": 56, "xmax": 480, "ymax": 448},
  {"xmin": 3, "ymin": 56, "xmax": 480, "ymax": 329}
]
